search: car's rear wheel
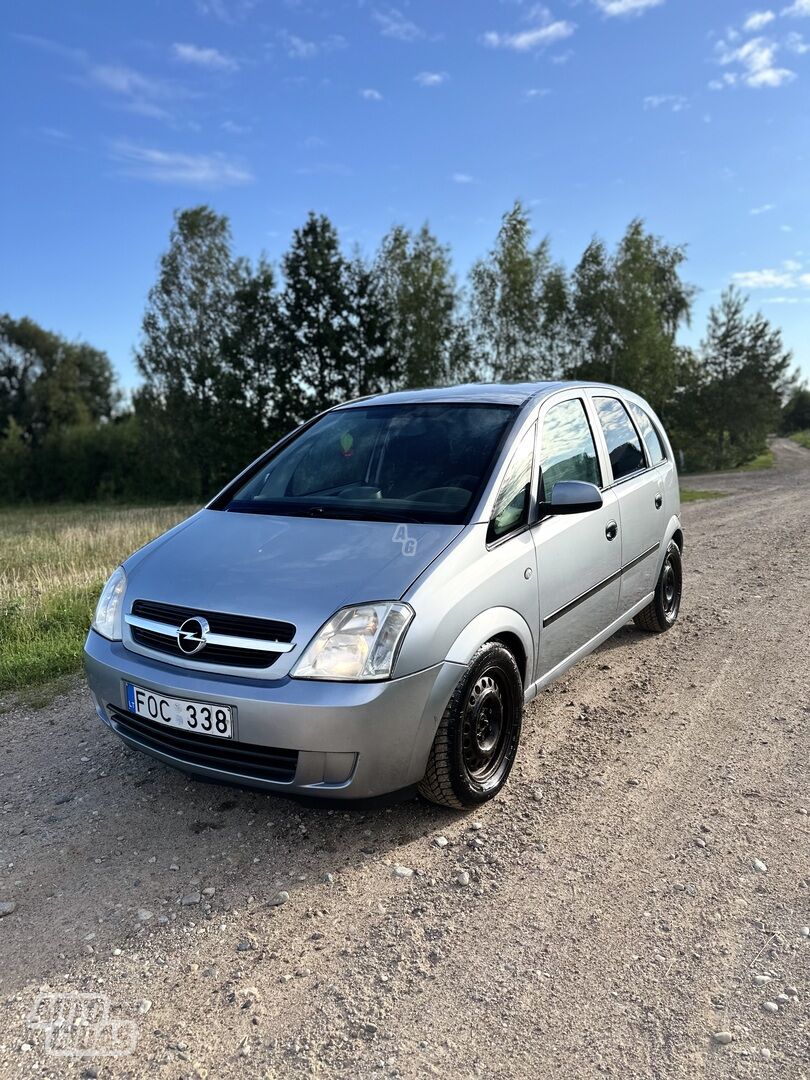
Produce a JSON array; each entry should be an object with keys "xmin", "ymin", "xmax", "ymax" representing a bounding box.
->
[
  {"xmin": 634, "ymin": 539, "xmax": 682, "ymax": 633},
  {"xmin": 418, "ymin": 642, "xmax": 523, "ymax": 809}
]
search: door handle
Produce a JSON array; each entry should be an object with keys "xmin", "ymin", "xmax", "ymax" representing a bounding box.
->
[
  {"xmin": 654, "ymin": 493, "xmax": 663, "ymax": 509},
  {"xmin": 605, "ymin": 521, "xmax": 618, "ymax": 542}
]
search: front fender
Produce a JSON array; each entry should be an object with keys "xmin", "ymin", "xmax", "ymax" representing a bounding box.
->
[{"xmin": 445, "ymin": 606, "xmax": 535, "ymax": 684}]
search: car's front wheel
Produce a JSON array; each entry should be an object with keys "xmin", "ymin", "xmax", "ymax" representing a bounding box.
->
[
  {"xmin": 634, "ymin": 539, "xmax": 682, "ymax": 633},
  {"xmin": 418, "ymin": 642, "xmax": 523, "ymax": 809}
]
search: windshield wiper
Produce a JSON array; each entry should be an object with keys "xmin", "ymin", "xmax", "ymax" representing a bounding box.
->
[{"xmin": 302, "ymin": 506, "xmax": 426, "ymax": 524}]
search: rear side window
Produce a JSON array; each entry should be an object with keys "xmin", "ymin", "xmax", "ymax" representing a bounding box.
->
[
  {"xmin": 594, "ymin": 397, "xmax": 646, "ymax": 481},
  {"xmin": 628, "ymin": 402, "xmax": 666, "ymax": 465},
  {"xmin": 539, "ymin": 399, "xmax": 601, "ymax": 500},
  {"xmin": 488, "ymin": 424, "xmax": 535, "ymax": 542}
]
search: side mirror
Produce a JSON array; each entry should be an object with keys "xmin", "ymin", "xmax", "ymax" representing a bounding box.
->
[{"xmin": 547, "ymin": 480, "xmax": 603, "ymax": 515}]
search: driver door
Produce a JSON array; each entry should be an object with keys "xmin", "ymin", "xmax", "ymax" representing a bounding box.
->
[{"xmin": 532, "ymin": 395, "xmax": 621, "ymax": 680}]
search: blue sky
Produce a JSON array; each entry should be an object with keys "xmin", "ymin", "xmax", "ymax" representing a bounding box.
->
[{"xmin": 2, "ymin": 0, "xmax": 810, "ymax": 389}]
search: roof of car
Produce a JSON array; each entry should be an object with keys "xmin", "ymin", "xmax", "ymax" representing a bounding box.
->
[{"xmin": 339, "ymin": 381, "xmax": 604, "ymax": 409}]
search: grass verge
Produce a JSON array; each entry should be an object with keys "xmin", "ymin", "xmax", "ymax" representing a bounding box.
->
[
  {"xmin": 0, "ymin": 503, "xmax": 196, "ymax": 693},
  {"xmin": 790, "ymin": 431, "xmax": 810, "ymax": 450},
  {"xmin": 679, "ymin": 488, "xmax": 726, "ymax": 503},
  {"xmin": 735, "ymin": 448, "xmax": 775, "ymax": 471}
]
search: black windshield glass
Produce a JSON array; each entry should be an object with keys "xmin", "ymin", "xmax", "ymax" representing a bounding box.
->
[{"xmin": 223, "ymin": 402, "xmax": 518, "ymax": 524}]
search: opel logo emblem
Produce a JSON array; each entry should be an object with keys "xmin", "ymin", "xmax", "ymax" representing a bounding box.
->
[{"xmin": 177, "ymin": 616, "xmax": 210, "ymax": 655}]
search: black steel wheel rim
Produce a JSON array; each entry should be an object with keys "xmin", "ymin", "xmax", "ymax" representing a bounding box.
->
[
  {"xmin": 662, "ymin": 551, "xmax": 682, "ymax": 620},
  {"xmin": 461, "ymin": 668, "xmax": 514, "ymax": 786}
]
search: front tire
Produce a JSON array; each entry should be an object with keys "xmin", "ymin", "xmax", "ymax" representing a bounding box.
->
[
  {"xmin": 418, "ymin": 642, "xmax": 523, "ymax": 809},
  {"xmin": 634, "ymin": 539, "xmax": 682, "ymax": 633}
]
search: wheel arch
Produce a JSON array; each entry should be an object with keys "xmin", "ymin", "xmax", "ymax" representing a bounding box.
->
[{"xmin": 445, "ymin": 608, "xmax": 534, "ymax": 688}]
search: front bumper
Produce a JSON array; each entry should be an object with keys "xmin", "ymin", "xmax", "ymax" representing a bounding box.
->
[{"xmin": 84, "ymin": 631, "xmax": 464, "ymax": 799}]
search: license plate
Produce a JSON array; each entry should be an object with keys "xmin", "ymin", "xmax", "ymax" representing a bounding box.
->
[{"xmin": 124, "ymin": 683, "xmax": 233, "ymax": 739}]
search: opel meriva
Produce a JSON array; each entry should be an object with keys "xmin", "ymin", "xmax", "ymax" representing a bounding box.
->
[{"xmin": 85, "ymin": 382, "xmax": 683, "ymax": 808}]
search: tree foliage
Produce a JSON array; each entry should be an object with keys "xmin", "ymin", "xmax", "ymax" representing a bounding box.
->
[
  {"xmin": 567, "ymin": 219, "xmax": 695, "ymax": 417},
  {"xmin": 376, "ymin": 224, "xmax": 460, "ymax": 388},
  {"xmin": 1, "ymin": 203, "xmax": 798, "ymax": 502},
  {"xmin": 688, "ymin": 288, "xmax": 792, "ymax": 469},
  {"xmin": 469, "ymin": 200, "xmax": 566, "ymax": 382}
]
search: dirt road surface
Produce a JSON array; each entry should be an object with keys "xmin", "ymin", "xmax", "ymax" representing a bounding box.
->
[{"xmin": 1, "ymin": 439, "xmax": 808, "ymax": 1079}]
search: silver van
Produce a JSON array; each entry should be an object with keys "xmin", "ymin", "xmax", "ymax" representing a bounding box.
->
[{"xmin": 85, "ymin": 382, "xmax": 683, "ymax": 808}]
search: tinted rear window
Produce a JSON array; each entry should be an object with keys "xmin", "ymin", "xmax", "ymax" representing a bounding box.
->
[
  {"xmin": 628, "ymin": 402, "xmax": 666, "ymax": 465},
  {"xmin": 594, "ymin": 397, "xmax": 646, "ymax": 481}
]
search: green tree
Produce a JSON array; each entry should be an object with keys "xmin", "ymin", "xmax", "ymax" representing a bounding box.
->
[
  {"xmin": 220, "ymin": 257, "xmax": 283, "ymax": 469},
  {"xmin": 135, "ymin": 206, "xmax": 243, "ymax": 498},
  {"xmin": 695, "ymin": 288, "xmax": 792, "ymax": 469},
  {"xmin": 346, "ymin": 253, "xmax": 396, "ymax": 397},
  {"xmin": 376, "ymin": 224, "xmax": 460, "ymax": 388},
  {"xmin": 469, "ymin": 201, "xmax": 568, "ymax": 382},
  {"xmin": 782, "ymin": 385, "xmax": 810, "ymax": 433},
  {"xmin": 275, "ymin": 213, "xmax": 355, "ymax": 425},
  {"xmin": 568, "ymin": 220, "xmax": 695, "ymax": 416},
  {"xmin": 0, "ymin": 314, "xmax": 118, "ymax": 442},
  {"xmin": 0, "ymin": 417, "xmax": 30, "ymax": 501}
]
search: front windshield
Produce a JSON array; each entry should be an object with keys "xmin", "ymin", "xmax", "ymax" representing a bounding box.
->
[{"xmin": 223, "ymin": 402, "xmax": 518, "ymax": 524}]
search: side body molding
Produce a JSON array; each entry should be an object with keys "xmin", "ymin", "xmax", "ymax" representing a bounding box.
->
[{"xmin": 445, "ymin": 607, "xmax": 535, "ymax": 684}]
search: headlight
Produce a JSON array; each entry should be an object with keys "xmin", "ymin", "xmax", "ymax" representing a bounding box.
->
[
  {"xmin": 92, "ymin": 566, "xmax": 127, "ymax": 640},
  {"xmin": 292, "ymin": 602, "xmax": 414, "ymax": 681}
]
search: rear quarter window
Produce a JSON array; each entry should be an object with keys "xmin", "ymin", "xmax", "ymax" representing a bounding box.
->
[
  {"xmin": 594, "ymin": 397, "xmax": 646, "ymax": 481},
  {"xmin": 628, "ymin": 402, "xmax": 667, "ymax": 466}
]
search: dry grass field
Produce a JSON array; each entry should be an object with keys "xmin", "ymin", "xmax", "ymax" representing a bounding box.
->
[{"xmin": 0, "ymin": 503, "xmax": 196, "ymax": 692}]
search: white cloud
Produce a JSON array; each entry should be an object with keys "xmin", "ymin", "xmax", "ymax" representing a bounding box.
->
[
  {"xmin": 360, "ymin": 87, "xmax": 383, "ymax": 100},
  {"xmin": 643, "ymin": 93, "xmax": 687, "ymax": 111},
  {"xmin": 414, "ymin": 71, "xmax": 448, "ymax": 87},
  {"xmin": 731, "ymin": 263, "xmax": 810, "ymax": 288},
  {"xmin": 717, "ymin": 36, "xmax": 795, "ymax": 88},
  {"xmin": 221, "ymin": 119, "xmax": 251, "ymax": 134},
  {"xmin": 173, "ymin": 43, "xmax": 239, "ymax": 71},
  {"xmin": 523, "ymin": 87, "xmax": 551, "ymax": 99},
  {"xmin": 593, "ymin": 0, "xmax": 664, "ymax": 15},
  {"xmin": 109, "ymin": 141, "xmax": 253, "ymax": 186},
  {"xmin": 786, "ymin": 30, "xmax": 810, "ymax": 51},
  {"xmin": 749, "ymin": 202, "xmax": 776, "ymax": 214},
  {"xmin": 40, "ymin": 127, "xmax": 71, "ymax": 142},
  {"xmin": 17, "ymin": 33, "xmax": 193, "ymax": 123},
  {"xmin": 87, "ymin": 64, "xmax": 190, "ymax": 119},
  {"xmin": 452, "ymin": 172, "xmax": 475, "ymax": 184},
  {"xmin": 744, "ymin": 10, "xmax": 776, "ymax": 30},
  {"xmin": 781, "ymin": 224, "xmax": 794, "ymax": 232},
  {"xmin": 278, "ymin": 31, "xmax": 347, "ymax": 59},
  {"xmin": 373, "ymin": 8, "xmax": 424, "ymax": 42},
  {"xmin": 782, "ymin": 0, "xmax": 810, "ymax": 14},
  {"xmin": 195, "ymin": 0, "xmax": 258, "ymax": 23},
  {"xmin": 483, "ymin": 20, "xmax": 575, "ymax": 51}
]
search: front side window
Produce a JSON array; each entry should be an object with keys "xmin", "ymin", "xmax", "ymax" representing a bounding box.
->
[
  {"xmin": 223, "ymin": 402, "xmax": 517, "ymax": 525},
  {"xmin": 539, "ymin": 398, "xmax": 601, "ymax": 501},
  {"xmin": 488, "ymin": 424, "xmax": 535, "ymax": 542},
  {"xmin": 594, "ymin": 397, "xmax": 646, "ymax": 482},
  {"xmin": 628, "ymin": 402, "xmax": 666, "ymax": 465}
]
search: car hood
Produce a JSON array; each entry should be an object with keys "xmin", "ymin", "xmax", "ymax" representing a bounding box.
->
[{"xmin": 123, "ymin": 509, "xmax": 460, "ymax": 677}]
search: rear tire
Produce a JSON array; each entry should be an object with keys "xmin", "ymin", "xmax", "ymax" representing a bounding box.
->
[
  {"xmin": 634, "ymin": 539, "xmax": 682, "ymax": 634},
  {"xmin": 418, "ymin": 642, "xmax": 523, "ymax": 809}
]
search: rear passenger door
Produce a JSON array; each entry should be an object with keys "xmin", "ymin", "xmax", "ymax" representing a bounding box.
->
[
  {"xmin": 591, "ymin": 395, "xmax": 663, "ymax": 613},
  {"xmin": 533, "ymin": 394, "xmax": 621, "ymax": 680}
]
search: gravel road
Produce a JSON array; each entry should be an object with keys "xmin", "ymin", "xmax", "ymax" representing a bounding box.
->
[{"xmin": 1, "ymin": 439, "xmax": 808, "ymax": 1079}]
